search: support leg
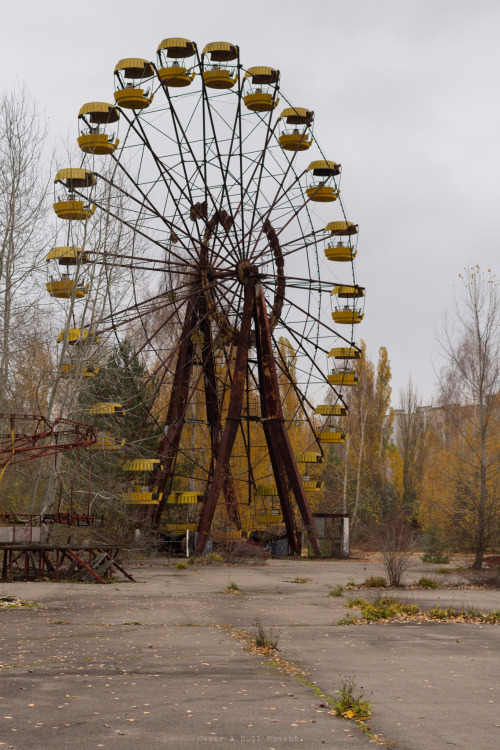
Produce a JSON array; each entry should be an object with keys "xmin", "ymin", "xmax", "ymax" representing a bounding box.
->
[
  {"xmin": 195, "ymin": 282, "xmax": 255, "ymax": 554},
  {"xmin": 254, "ymin": 282, "xmax": 321, "ymax": 556}
]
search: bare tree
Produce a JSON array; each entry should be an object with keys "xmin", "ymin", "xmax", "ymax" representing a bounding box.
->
[
  {"xmin": 0, "ymin": 88, "xmax": 50, "ymax": 410},
  {"xmin": 437, "ymin": 266, "xmax": 500, "ymax": 568}
]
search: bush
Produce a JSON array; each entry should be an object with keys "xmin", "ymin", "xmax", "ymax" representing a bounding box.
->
[
  {"xmin": 422, "ymin": 552, "xmax": 450, "ymax": 564},
  {"xmin": 374, "ymin": 511, "xmax": 421, "ymax": 586},
  {"xmin": 421, "ymin": 525, "xmax": 449, "ymax": 564},
  {"xmin": 217, "ymin": 538, "xmax": 269, "ymax": 563},
  {"xmin": 415, "ymin": 576, "xmax": 439, "ymax": 589},
  {"xmin": 346, "ymin": 595, "xmax": 419, "ymax": 621},
  {"xmin": 332, "ymin": 677, "xmax": 372, "ymax": 721},
  {"xmin": 362, "ymin": 576, "xmax": 387, "ymax": 588},
  {"xmin": 252, "ymin": 618, "xmax": 279, "ymax": 650},
  {"xmin": 328, "ymin": 585, "xmax": 344, "ymax": 597},
  {"xmin": 187, "ymin": 552, "xmax": 223, "ymax": 566},
  {"xmin": 175, "ymin": 562, "xmax": 187, "ymax": 570}
]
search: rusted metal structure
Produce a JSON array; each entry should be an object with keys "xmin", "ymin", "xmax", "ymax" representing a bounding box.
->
[
  {"xmin": 0, "ymin": 414, "xmax": 97, "ymax": 469},
  {"xmin": 0, "ymin": 414, "xmax": 99, "ymax": 526},
  {"xmin": 0, "ymin": 544, "xmax": 134, "ymax": 583}
]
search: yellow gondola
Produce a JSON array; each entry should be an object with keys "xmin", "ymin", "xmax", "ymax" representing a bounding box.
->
[
  {"xmin": 331, "ymin": 307, "xmax": 364, "ymax": 325},
  {"xmin": 122, "ymin": 488, "xmax": 162, "ymax": 504},
  {"xmin": 306, "ymin": 160, "xmax": 341, "ymax": 202},
  {"xmin": 78, "ymin": 102, "xmax": 120, "ymax": 155},
  {"xmin": 123, "ymin": 458, "xmax": 160, "ymax": 472},
  {"xmin": 56, "ymin": 329, "xmax": 99, "ymax": 345},
  {"xmin": 302, "ymin": 479, "xmax": 324, "ymax": 491},
  {"xmin": 295, "ymin": 451, "xmax": 325, "ymax": 463},
  {"xmin": 243, "ymin": 67, "xmax": 279, "ymax": 112},
  {"xmin": 278, "ymin": 107, "xmax": 314, "ymax": 151},
  {"xmin": 46, "ymin": 280, "xmax": 89, "ymax": 299},
  {"xmin": 314, "ymin": 404, "xmax": 348, "ymax": 416},
  {"xmin": 61, "ymin": 363, "xmax": 99, "ymax": 379},
  {"xmin": 202, "ymin": 42, "xmax": 238, "ymax": 89},
  {"xmin": 53, "ymin": 169, "xmax": 96, "ymax": 220},
  {"xmin": 328, "ymin": 370, "xmax": 360, "ymax": 386},
  {"xmin": 157, "ymin": 38, "xmax": 196, "ymax": 87},
  {"xmin": 89, "ymin": 402, "xmax": 125, "ymax": 416},
  {"xmin": 319, "ymin": 428, "xmax": 347, "ymax": 444},
  {"xmin": 166, "ymin": 491, "xmax": 204, "ymax": 504},
  {"xmin": 324, "ymin": 241, "xmax": 357, "ymax": 262},
  {"xmin": 255, "ymin": 485, "xmax": 279, "ymax": 496},
  {"xmin": 114, "ymin": 59, "xmax": 154, "ymax": 109},
  {"xmin": 94, "ymin": 431, "xmax": 125, "ymax": 450}
]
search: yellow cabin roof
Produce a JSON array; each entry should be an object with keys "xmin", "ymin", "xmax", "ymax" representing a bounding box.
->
[
  {"xmin": 157, "ymin": 37, "xmax": 196, "ymax": 57},
  {"xmin": 331, "ymin": 285, "xmax": 365, "ymax": 297},
  {"xmin": 202, "ymin": 41, "xmax": 238, "ymax": 61},
  {"xmin": 328, "ymin": 347, "xmax": 362, "ymax": 359},
  {"xmin": 56, "ymin": 328, "xmax": 98, "ymax": 344},
  {"xmin": 307, "ymin": 159, "xmax": 340, "ymax": 174},
  {"xmin": 54, "ymin": 168, "xmax": 96, "ymax": 187},
  {"xmin": 295, "ymin": 451, "xmax": 325, "ymax": 463},
  {"xmin": 314, "ymin": 404, "xmax": 348, "ymax": 416},
  {"xmin": 244, "ymin": 66, "xmax": 279, "ymax": 83},
  {"xmin": 46, "ymin": 246, "xmax": 88, "ymax": 263},
  {"xmin": 324, "ymin": 221, "xmax": 358, "ymax": 234},
  {"xmin": 114, "ymin": 58, "xmax": 155, "ymax": 77},
  {"xmin": 123, "ymin": 458, "xmax": 160, "ymax": 472},
  {"xmin": 279, "ymin": 106, "xmax": 313, "ymax": 123},
  {"xmin": 78, "ymin": 102, "xmax": 120, "ymax": 123}
]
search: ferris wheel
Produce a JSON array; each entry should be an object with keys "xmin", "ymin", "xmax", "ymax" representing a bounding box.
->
[{"xmin": 48, "ymin": 38, "xmax": 364, "ymax": 555}]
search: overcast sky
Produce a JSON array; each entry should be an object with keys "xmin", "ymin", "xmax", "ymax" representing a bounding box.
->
[{"xmin": 3, "ymin": 0, "xmax": 499, "ymax": 405}]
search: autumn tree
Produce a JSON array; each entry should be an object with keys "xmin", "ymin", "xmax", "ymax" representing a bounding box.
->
[
  {"xmin": 0, "ymin": 88, "xmax": 50, "ymax": 411},
  {"xmin": 395, "ymin": 378, "xmax": 429, "ymax": 517},
  {"xmin": 435, "ymin": 267, "xmax": 500, "ymax": 567},
  {"xmin": 322, "ymin": 344, "xmax": 394, "ymax": 529}
]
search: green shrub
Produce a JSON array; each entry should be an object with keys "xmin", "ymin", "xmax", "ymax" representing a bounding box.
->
[
  {"xmin": 421, "ymin": 525, "xmax": 449, "ymax": 564},
  {"xmin": 175, "ymin": 562, "xmax": 188, "ymax": 570},
  {"xmin": 328, "ymin": 585, "xmax": 345, "ymax": 597},
  {"xmin": 346, "ymin": 595, "xmax": 418, "ymax": 621},
  {"xmin": 363, "ymin": 576, "xmax": 387, "ymax": 588},
  {"xmin": 225, "ymin": 581, "xmax": 241, "ymax": 593},
  {"xmin": 337, "ymin": 614, "xmax": 358, "ymax": 626},
  {"xmin": 252, "ymin": 618, "xmax": 280, "ymax": 650},
  {"xmin": 422, "ymin": 552, "xmax": 450, "ymax": 564},
  {"xmin": 346, "ymin": 597, "xmax": 369, "ymax": 609},
  {"xmin": 332, "ymin": 677, "xmax": 372, "ymax": 721},
  {"xmin": 415, "ymin": 576, "xmax": 439, "ymax": 589}
]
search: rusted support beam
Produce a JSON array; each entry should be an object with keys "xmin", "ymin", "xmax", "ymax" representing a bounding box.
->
[
  {"xmin": 262, "ymin": 424, "xmax": 300, "ymax": 553},
  {"xmin": 200, "ymin": 300, "xmax": 241, "ymax": 529},
  {"xmin": 253, "ymin": 282, "xmax": 321, "ymax": 556},
  {"xmin": 65, "ymin": 548, "xmax": 107, "ymax": 584},
  {"xmin": 195, "ymin": 280, "xmax": 255, "ymax": 554},
  {"xmin": 150, "ymin": 297, "xmax": 197, "ymax": 526}
]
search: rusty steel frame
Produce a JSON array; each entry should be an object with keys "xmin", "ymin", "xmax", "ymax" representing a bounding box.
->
[
  {"xmin": 193, "ymin": 276, "xmax": 321, "ymax": 556},
  {"xmin": 0, "ymin": 414, "xmax": 97, "ymax": 469}
]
